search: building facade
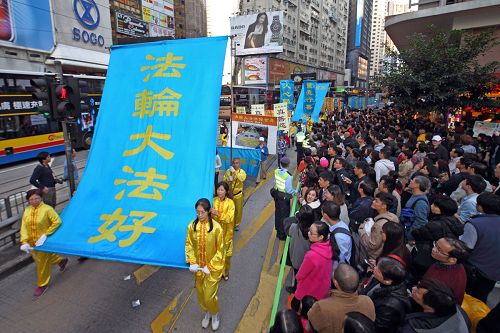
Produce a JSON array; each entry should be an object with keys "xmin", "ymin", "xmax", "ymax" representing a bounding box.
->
[
  {"xmin": 345, "ymin": 0, "xmax": 373, "ymax": 88},
  {"xmin": 183, "ymin": 0, "xmax": 208, "ymax": 38},
  {"xmin": 240, "ymin": 0, "xmax": 349, "ymax": 86},
  {"xmin": 369, "ymin": 0, "xmax": 410, "ymax": 80}
]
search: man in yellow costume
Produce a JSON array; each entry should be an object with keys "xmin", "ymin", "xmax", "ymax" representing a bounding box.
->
[
  {"xmin": 20, "ymin": 189, "xmax": 68, "ymax": 297},
  {"xmin": 212, "ymin": 181, "xmax": 235, "ymax": 280},
  {"xmin": 185, "ymin": 198, "xmax": 225, "ymax": 331},
  {"xmin": 223, "ymin": 157, "xmax": 247, "ymax": 231}
]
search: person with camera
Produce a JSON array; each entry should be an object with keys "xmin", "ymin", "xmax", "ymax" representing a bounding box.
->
[{"xmin": 29, "ymin": 151, "xmax": 63, "ymax": 208}]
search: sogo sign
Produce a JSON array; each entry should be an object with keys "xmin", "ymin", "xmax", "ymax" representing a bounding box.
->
[{"xmin": 72, "ymin": 0, "xmax": 105, "ymax": 47}]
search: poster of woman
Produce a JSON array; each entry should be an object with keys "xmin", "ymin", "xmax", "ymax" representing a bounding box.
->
[{"xmin": 230, "ymin": 11, "xmax": 283, "ymax": 56}]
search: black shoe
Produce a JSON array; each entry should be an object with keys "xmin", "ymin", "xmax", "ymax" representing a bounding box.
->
[
  {"xmin": 285, "ymin": 286, "xmax": 296, "ymax": 294},
  {"xmin": 277, "ymin": 234, "xmax": 286, "ymax": 241}
]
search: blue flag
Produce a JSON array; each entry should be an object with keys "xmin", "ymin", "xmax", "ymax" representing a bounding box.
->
[
  {"xmin": 292, "ymin": 82, "xmax": 330, "ymax": 123},
  {"xmin": 311, "ymin": 82, "xmax": 331, "ymax": 123},
  {"xmin": 39, "ymin": 37, "xmax": 228, "ymax": 268},
  {"xmin": 280, "ymin": 80, "xmax": 294, "ymax": 112},
  {"xmin": 217, "ymin": 147, "xmax": 261, "ymax": 177},
  {"xmin": 303, "ymin": 80, "xmax": 316, "ymax": 116}
]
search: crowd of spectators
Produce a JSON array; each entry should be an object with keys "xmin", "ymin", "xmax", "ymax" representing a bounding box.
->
[{"xmin": 271, "ymin": 109, "xmax": 500, "ymax": 333}]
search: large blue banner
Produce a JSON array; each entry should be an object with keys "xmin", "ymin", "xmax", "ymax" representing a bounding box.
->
[
  {"xmin": 292, "ymin": 82, "xmax": 330, "ymax": 123},
  {"xmin": 280, "ymin": 80, "xmax": 294, "ymax": 112},
  {"xmin": 311, "ymin": 82, "xmax": 331, "ymax": 123},
  {"xmin": 217, "ymin": 146, "xmax": 261, "ymax": 177},
  {"xmin": 40, "ymin": 37, "xmax": 228, "ymax": 268}
]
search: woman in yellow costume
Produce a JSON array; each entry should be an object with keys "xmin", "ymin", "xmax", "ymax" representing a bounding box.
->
[
  {"xmin": 223, "ymin": 157, "xmax": 247, "ymax": 231},
  {"xmin": 185, "ymin": 198, "xmax": 225, "ymax": 331},
  {"xmin": 211, "ymin": 181, "xmax": 235, "ymax": 281},
  {"xmin": 19, "ymin": 189, "xmax": 68, "ymax": 297}
]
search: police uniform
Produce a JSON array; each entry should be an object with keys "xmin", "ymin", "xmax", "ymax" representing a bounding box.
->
[{"xmin": 273, "ymin": 158, "xmax": 295, "ymax": 240}]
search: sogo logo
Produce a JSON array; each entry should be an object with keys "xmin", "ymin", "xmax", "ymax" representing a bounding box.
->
[{"xmin": 72, "ymin": 0, "xmax": 105, "ymax": 47}]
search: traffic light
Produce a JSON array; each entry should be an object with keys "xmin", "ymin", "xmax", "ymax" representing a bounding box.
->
[
  {"xmin": 30, "ymin": 77, "xmax": 55, "ymax": 119},
  {"xmin": 54, "ymin": 81, "xmax": 75, "ymax": 120},
  {"xmin": 66, "ymin": 77, "xmax": 89, "ymax": 118}
]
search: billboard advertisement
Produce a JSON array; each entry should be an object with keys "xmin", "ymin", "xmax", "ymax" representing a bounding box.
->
[
  {"xmin": 244, "ymin": 57, "xmax": 267, "ymax": 85},
  {"xmin": 230, "ymin": 11, "xmax": 283, "ymax": 56},
  {"xmin": 0, "ymin": 0, "xmax": 54, "ymax": 52},
  {"xmin": 141, "ymin": 0, "xmax": 175, "ymax": 37},
  {"xmin": 355, "ymin": 0, "xmax": 364, "ymax": 47},
  {"xmin": 116, "ymin": 12, "xmax": 149, "ymax": 37}
]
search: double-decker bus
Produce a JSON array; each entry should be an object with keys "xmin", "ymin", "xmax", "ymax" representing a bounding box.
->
[{"xmin": 0, "ymin": 70, "xmax": 104, "ymax": 165}]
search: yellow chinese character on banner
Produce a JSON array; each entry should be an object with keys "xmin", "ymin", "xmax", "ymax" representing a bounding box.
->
[
  {"xmin": 306, "ymin": 83, "xmax": 313, "ymax": 88},
  {"xmin": 118, "ymin": 211, "xmax": 157, "ymax": 247},
  {"xmin": 282, "ymin": 82, "xmax": 292, "ymax": 89},
  {"xmin": 134, "ymin": 88, "xmax": 182, "ymax": 118},
  {"xmin": 305, "ymin": 104, "xmax": 313, "ymax": 111},
  {"xmin": 240, "ymin": 158, "xmax": 247, "ymax": 165},
  {"xmin": 283, "ymin": 92, "xmax": 292, "ymax": 97},
  {"xmin": 88, "ymin": 208, "xmax": 157, "ymax": 247},
  {"xmin": 250, "ymin": 159, "xmax": 257, "ymax": 166},
  {"xmin": 124, "ymin": 125, "xmax": 174, "ymax": 160},
  {"xmin": 141, "ymin": 52, "xmax": 186, "ymax": 82},
  {"xmin": 114, "ymin": 166, "xmax": 170, "ymax": 200}
]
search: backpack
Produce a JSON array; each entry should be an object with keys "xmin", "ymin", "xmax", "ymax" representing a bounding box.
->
[
  {"xmin": 331, "ymin": 227, "xmax": 369, "ymax": 276},
  {"xmin": 400, "ymin": 197, "xmax": 428, "ymax": 231}
]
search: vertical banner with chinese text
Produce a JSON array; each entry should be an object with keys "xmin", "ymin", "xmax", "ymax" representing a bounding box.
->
[
  {"xmin": 311, "ymin": 82, "xmax": 331, "ymax": 123},
  {"xmin": 273, "ymin": 102, "xmax": 289, "ymax": 132},
  {"xmin": 279, "ymin": 80, "xmax": 294, "ymax": 112},
  {"xmin": 303, "ymin": 80, "xmax": 316, "ymax": 117},
  {"xmin": 216, "ymin": 146, "xmax": 260, "ymax": 177},
  {"xmin": 39, "ymin": 37, "xmax": 228, "ymax": 267}
]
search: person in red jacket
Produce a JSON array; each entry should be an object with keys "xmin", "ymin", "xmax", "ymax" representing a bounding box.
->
[
  {"xmin": 423, "ymin": 237, "xmax": 469, "ymax": 304},
  {"xmin": 291, "ymin": 221, "xmax": 333, "ymax": 312}
]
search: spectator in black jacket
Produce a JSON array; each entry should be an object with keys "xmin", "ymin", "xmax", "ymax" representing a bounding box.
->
[
  {"xmin": 361, "ymin": 257, "xmax": 411, "ymax": 333},
  {"xmin": 344, "ymin": 160, "xmax": 372, "ymax": 204},
  {"xmin": 29, "ymin": 151, "xmax": 58, "ymax": 207},
  {"xmin": 349, "ymin": 180, "xmax": 376, "ymax": 232},
  {"xmin": 441, "ymin": 157, "xmax": 472, "ymax": 195},
  {"xmin": 411, "ymin": 195, "xmax": 464, "ymax": 279}
]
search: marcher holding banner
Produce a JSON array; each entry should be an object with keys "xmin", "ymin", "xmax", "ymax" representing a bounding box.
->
[
  {"xmin": 185, "ymin": 198, "xmax": 225, "ymax": 331},
  {"xmin": 224, "ymin": 158, "xmax": 247, "ymax": 231},
  {"xmin": 19, "ymin": 189, "xmax": 68, "ymax": 297},
  {"xmin": 211, "ymin": 182, "xmax": 235, "ymax": 280}
]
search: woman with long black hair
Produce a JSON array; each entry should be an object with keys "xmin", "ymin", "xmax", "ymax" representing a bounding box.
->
[
  {"xmin": 185, "ymin": 198, "xmax": 225, "ymax": 331},
  {"xmin": 244, "ymin": 12, "xmax": 268, "ymax": 48}
]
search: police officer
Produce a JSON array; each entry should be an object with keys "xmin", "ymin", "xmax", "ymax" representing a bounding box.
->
[{"xmin": 273, "ymin": 156, "xmax": 296, "ymax": 240}]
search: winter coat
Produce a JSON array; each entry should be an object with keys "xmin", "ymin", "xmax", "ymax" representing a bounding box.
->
[
  {"xmin": 295, "ymin": 241, "xmax": 333, "ymax": 300},
  {"xmin": 375, "ymin": 159, "xmax": 395, "ymax": 183},
  {"xmin": 411, "ymin": 215, "xmax": 464, "ymax": 242},
  {"xmin": 288, "ymin": 222, "xmax": 311, "ymax": 270},
  {"xmin": 349, "ymin": 196, "xmax": 376, "ymax": 232},
  {"xmin": 364, "ymin": 281, "xmax": 411, "ymax": 333},
  {"xmin": 398, "ymin": 159, "xmax": 414, "ymax": 186},
  {"xmin": 399, "ymin": 306, "xmax": 471, "ymax": 333},
  {"xmin": 359, "ymin": 211, "xmax": 400, "ymax": 260}
]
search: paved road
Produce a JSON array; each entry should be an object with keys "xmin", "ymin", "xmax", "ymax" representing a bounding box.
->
[{"xmin": 0, "ymin": 148, "xmax": 289, "ymax": 333}]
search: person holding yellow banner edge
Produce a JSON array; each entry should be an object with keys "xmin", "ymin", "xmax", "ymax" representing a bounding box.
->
[
  {"xmin": 211, "ymin": 181, "xmax": 235, "ymax": 281},
  {"xmin": 224, "ymin": 157, "xmax": 247, "ymax": 231},
  {"xmin": 185, "ymin": 198, "xmax": 225, "ymax": 331}
]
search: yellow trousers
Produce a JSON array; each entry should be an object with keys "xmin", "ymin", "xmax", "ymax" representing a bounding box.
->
[
  {"xmin": 221, "ymin": 222, "xmax": 234, "ymax": 276},
  {"xmin": 233, "ymin": 192, "xmax": 243, "ymax": 228},
  {"xmin": 32, "ymin": 250, "xmax": 62, "ymax": 287},
  {"xmin": 195, "ymin": 273, "xmax": 220, "ymax": 314}
]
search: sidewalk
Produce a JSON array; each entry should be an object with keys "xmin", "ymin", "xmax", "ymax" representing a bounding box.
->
[{"xmin": 0, "ymin": 154, "xmax": 279, "ymax": 282}]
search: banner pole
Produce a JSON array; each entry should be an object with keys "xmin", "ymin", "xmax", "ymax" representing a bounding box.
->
[{"xmin": 229, "ymin": 35, "xmax": 236, "ymax": 162}]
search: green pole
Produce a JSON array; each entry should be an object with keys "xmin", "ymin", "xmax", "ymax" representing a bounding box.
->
[{"xmin": 269, "ymin": 181, "xmax": 301, "ymax": 328}]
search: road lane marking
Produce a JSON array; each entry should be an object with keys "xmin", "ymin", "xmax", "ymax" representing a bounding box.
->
[
  {"xmin": 167, "ymin": 288, "xmax": 194, "ymax": 333},
  {"xmin": 150, "ymin": 289, "xmax": 183, "ymax": 333},
  {"xmin": 262, "ymin": 229, "xmax": 276, "ymax": 271},
  {"xmin": 234, "ymin": 200, "xmax": 274, "ymax": 254},
  {"xmin": 133, "ymin": 265, "xmax": 160, "ymax": 285}
]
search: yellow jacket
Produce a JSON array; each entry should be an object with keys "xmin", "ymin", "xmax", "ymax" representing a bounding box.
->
[
  {"xmin": 212, "ymin": 197, "xmax": 235, "ymax": 226},
  {"xmin": 20, "ymin": 203, "xmax": 62, "ymax": 247},
  {"xmin": 223, "ymin": 168, "xmax": 247, "ymax": 196},
  {"xmin": 185, "ymin": 219, "xmax": 225, "ymax": 278}
]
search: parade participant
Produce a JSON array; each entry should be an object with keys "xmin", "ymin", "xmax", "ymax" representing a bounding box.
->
[
  {"xmin": 211, "ymin": 182, "xmax": 235, "ymax": 280},
  {"xmin": 214, "ymin": 150, "xmax": 222, "ymax": 189},
  {"xmin": 19, "ymin": 189, "xmax": 68, "ymax": 297},
  {"xmin": 185, "ymin": 198, "xmax": 225, "ymax": 331},
  {"xmin": 272, "ymin": 156, "xmax": 296, "ymax": 240},
  {"xmin": 29, "ymin": 151, "xmax": 60, "ymax": 207},
  {"xmin": 256, "ymin": 136, "xmax": 269, "ymax": 184},
  {"xmin": 223, "ymin": 158, "xmax": 247, "ymax": 231}
]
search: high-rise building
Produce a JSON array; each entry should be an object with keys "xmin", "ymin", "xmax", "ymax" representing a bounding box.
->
[
  {"xmin": 346, "ymin": 0, "xmax": 373, "ymax": 88},
  {"xmin": 240, "ymin": 0, "xmax": 349, "ymax": 86},
  {"xmin": 181, "ymin": 0, "xmax": 208, "ymax": 38},
  {"xmin": 369, "ymin": 0, "xmax": 409, "ymax": 80}
]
